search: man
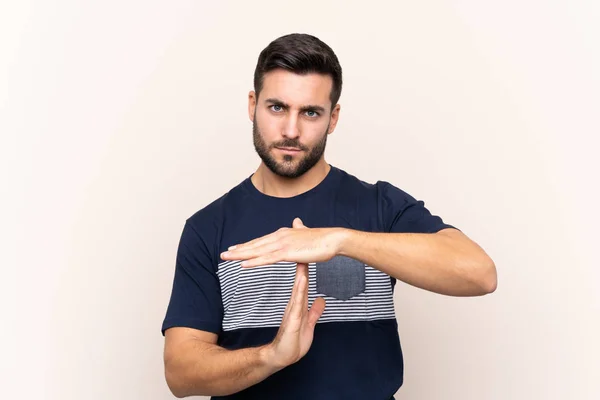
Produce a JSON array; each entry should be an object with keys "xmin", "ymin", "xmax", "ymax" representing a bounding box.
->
[{"xmin": 161, "ymin": 33, "xmax": 497, "ymax": 399}]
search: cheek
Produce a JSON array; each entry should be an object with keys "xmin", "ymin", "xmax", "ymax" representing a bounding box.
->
[
  {"xmin": 303, "ymin": 120, "xmax": 329, "ymax": 140},
  {"xmin": 256, "ymin": 110, "xmax": 282, "ymax": 133},
  {"xmin": 256, "ymin": 109, "xmax": 281, "ymax": 128}
]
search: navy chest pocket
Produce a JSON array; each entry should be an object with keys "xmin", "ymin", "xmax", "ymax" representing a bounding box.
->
[{"xmin": 316, "ymin": 255, "xmax": 366, "ymax": 300}]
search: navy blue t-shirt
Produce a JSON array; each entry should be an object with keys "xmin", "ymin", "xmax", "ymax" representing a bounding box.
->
[{"xmin": 161, "ymin": 165, "xmax": 456, "ymax": 400}]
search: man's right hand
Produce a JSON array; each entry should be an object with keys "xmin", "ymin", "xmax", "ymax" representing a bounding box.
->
[
  {"xmin": 262, "ymin": 262, "xmax": 326, "ymax": 370},
  {"xmin": 164, "ymin": 263, "xmax": 326, "ymax": 397}
]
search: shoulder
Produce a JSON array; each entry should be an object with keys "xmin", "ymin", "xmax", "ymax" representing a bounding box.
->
[
  {"xmin": 185, "ymin": 178, "xmax": 249, "ymax": 235},
  {"xmin": 335, "ymin": 166, "xmax": 377, "ymax": 193},
  {"xmin": 335, "ymin": 166, "xmax": 414, "ymax": 205}
]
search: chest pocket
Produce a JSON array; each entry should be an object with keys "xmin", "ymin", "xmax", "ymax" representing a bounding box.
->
[{"xmin": 316, "ymin": 255, "xmax": 366, "ymax": 300}]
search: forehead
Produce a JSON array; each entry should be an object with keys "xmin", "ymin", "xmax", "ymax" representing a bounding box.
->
[{"xmin": 259, "ymin": 69, "xmax": 333, "ymax": 108}]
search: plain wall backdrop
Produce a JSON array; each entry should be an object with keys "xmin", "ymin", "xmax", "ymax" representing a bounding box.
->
[{"xmin": 2, "ymin": 1, "xmax": 598, "ymax": 399}]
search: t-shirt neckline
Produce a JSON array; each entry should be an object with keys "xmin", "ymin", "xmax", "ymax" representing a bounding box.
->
[{"xmin": 243, "ymin": 164, "xmax": 341, "ymax": 203}]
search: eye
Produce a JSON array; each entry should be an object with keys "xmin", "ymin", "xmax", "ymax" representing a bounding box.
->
[
  {"xmin": 270, "ymin": 105, "xmax": 284, "ymax": 112},
  {"xmin": 305, "ymin": 110, "xmax": 319, "ymax": 118}
]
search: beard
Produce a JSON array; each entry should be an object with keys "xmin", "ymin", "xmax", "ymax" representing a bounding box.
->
[{"xmin": 252, "ymin": 117, "xmax": 329, "ymax": 179}]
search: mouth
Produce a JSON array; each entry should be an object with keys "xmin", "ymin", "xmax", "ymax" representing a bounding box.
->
[{"xmin": 275, "ymin": 147, "xmax": 303, "ymax": 154}]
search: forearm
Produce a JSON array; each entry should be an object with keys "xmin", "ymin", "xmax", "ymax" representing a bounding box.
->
[
  {"xmin": 337, "ymin": 228, "xmax": 497, "ymax": 296},
  {"xmin": 165, "ymin": 340, "xmax": 280, "ymax": 397}
]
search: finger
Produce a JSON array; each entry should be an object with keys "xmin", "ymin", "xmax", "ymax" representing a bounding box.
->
[
  {"xmin": 280, "ymin": 263, "xmax": 302, "ymax": 327},
  {"xmin": 307, "ymin": 297, "xmax": 326, "ymax": 328},
  {"xmin": 240, "ymin": 251, "xmax": 285, "ymax": 268},
  {"xmin": 294, "ymin": 263, "xmax": 308, "ymax": 312},
  {"xmin": 298, "ymin": 263, "xmax": 310, "ymax": 328},
  {"xmin": 297, "ymin": 262, "xmax": 309, "ymax": 322},
  {"xmin": 289, "ymin": 264, "xmax": 308, "ymax": 322},
  {"xmin": 280, "ymin": 262, "xmax": 310, "ymax": 334},
  {"xmin": 295, "ymin": 262, "xmax": 309, "ymax": 297},
  {"xmin": 225, "ymin": 242, "xmax": 281, "ymax": 264},
  {"xmin": 292, "ymin": 217, "xmax": 307, "ymax": 229}
]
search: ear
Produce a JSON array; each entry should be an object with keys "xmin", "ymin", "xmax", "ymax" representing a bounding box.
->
[
  {"xmin": 327, "ymin": 103, "xmax": 341, "ymax": 134},
  {"xmin": 248, "ymin": 91, "xmax": 257, "ymax": 122}
]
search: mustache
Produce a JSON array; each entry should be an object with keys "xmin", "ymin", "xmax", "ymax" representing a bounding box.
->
[{"xmin": 271, "ymin": 140, "xmax": 308, "ymax": 151}]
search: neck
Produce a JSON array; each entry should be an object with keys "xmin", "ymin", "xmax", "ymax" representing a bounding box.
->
[{"xmin": 251, "ymin": 159, "xmax": 331, "ymax": 198}]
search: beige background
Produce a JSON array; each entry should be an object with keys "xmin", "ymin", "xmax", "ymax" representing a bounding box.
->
[{"xmin": 2, "ymin": 1, "xmax": 599, "ymax": 399}]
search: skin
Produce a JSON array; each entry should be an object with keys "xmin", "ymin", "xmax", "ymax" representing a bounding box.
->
[
  {"xmin": 223, "ymin": 218, "xmax": 497, "ymax": 296},
  {"xmin": 248, "ymin": 69, "xmax": 340, "ymax": 198},
  {"xmin": 163, "ymin": 68, "xmax": 498, "ymax": 398}
]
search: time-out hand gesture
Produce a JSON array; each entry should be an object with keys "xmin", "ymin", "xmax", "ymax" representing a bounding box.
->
[
  {"xmin": 221, "ymin": 218, "xmax": 345, "ymax": 268},
  {"xmin": 264, "ymin": 262, "xmax": 326, "ymax": 370}
]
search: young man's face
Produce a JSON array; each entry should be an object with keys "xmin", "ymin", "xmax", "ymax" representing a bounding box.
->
[{"xmin": 249, "ymin": 69, "xmax": 340, "ymax": 178}]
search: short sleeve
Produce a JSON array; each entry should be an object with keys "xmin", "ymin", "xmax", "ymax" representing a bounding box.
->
[
  {"xmin": 378, "ymin": 181, "xmax": 458, "ymax": 234},
  {"xmin": 161, "ymin": 220, "xmax": 223, "ymax": 336}
]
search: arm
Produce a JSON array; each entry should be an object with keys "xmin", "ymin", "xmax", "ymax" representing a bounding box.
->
[
  {"xmin": 162, "ymin": 220, "xmax": 278, "ymax": 397},
  {"xmin": 163, "ymin": 328, "xmax": 276, "ymax": 397},
  {"xmin": 336, "ymin": 227, "xmax": 497, "ymax": 296},
  {"xmin": 163, "ymin": 262, "xmax": 325, "ymax": 398},
  {"xmin": 222, "ymin": 183, "xmax": 497, "ymax": 297},
  {"xmin": 222, "ymin": 222, "xmax": 497, "ymax": 298}
]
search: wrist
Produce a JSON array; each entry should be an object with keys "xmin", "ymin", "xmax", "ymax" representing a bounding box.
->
[
  {"xmin": 258, "ymin": 344, "xmax": 285, "ymax": 373},
  {"xmin": 333, "ymin": 227, "xmax": 354, "ymax": 257}
]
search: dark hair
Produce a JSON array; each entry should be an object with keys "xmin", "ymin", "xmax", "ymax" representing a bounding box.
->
[{"xmin": 253, "ymin": 33, "xmax": 343, "ymax": 108}]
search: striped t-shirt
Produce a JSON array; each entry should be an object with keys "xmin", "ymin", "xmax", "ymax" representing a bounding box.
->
[{"xmin": 161, "ymin": 165, "xmax": 455, "ymax": 400}]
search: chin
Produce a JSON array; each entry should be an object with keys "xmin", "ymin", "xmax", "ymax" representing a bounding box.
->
[
  {"xmin": 275, "ymin": 164, "xmax": 302, "ymax": 177},
  {"xmin": 269, "ymin": 161, "xmax": 304, "ymax": 178}
]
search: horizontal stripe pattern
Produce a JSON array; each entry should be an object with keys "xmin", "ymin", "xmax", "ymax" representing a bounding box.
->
[{"xmin": 217, "ymin": 260, "xmax": 396, "ymax": 331}]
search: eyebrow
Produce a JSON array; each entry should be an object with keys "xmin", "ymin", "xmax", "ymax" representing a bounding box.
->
[{"xmin": 264, "ymin": 98, "xmax": 327, "ymax": 114}]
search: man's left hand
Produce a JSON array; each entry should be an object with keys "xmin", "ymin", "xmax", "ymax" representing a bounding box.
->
[{"xmin": 220, "ymin": 218, "xmax": 346, "ymax": 268}]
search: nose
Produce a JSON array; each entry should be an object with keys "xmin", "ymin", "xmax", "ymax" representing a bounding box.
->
[{"xmin": 282, "ymin": 113, "xmax": 300, "ymax": 139}]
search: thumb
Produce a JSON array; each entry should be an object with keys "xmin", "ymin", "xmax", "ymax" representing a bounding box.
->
[
  {"xmin": 307, "ymin": 297, "xmax": 326, "ymax": 327},
  {"xmin": 293, "ymin": 217, "xmax": 307, "ymax": 229}
]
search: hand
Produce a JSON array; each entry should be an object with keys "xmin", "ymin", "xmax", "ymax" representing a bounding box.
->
[
  {"xmin": 221, "ymin": 218, "xmax": 346, "ymax": 268},
  {"xmin": 263, "ymin": 262, "xmax": 326, "ymax": 370}
]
